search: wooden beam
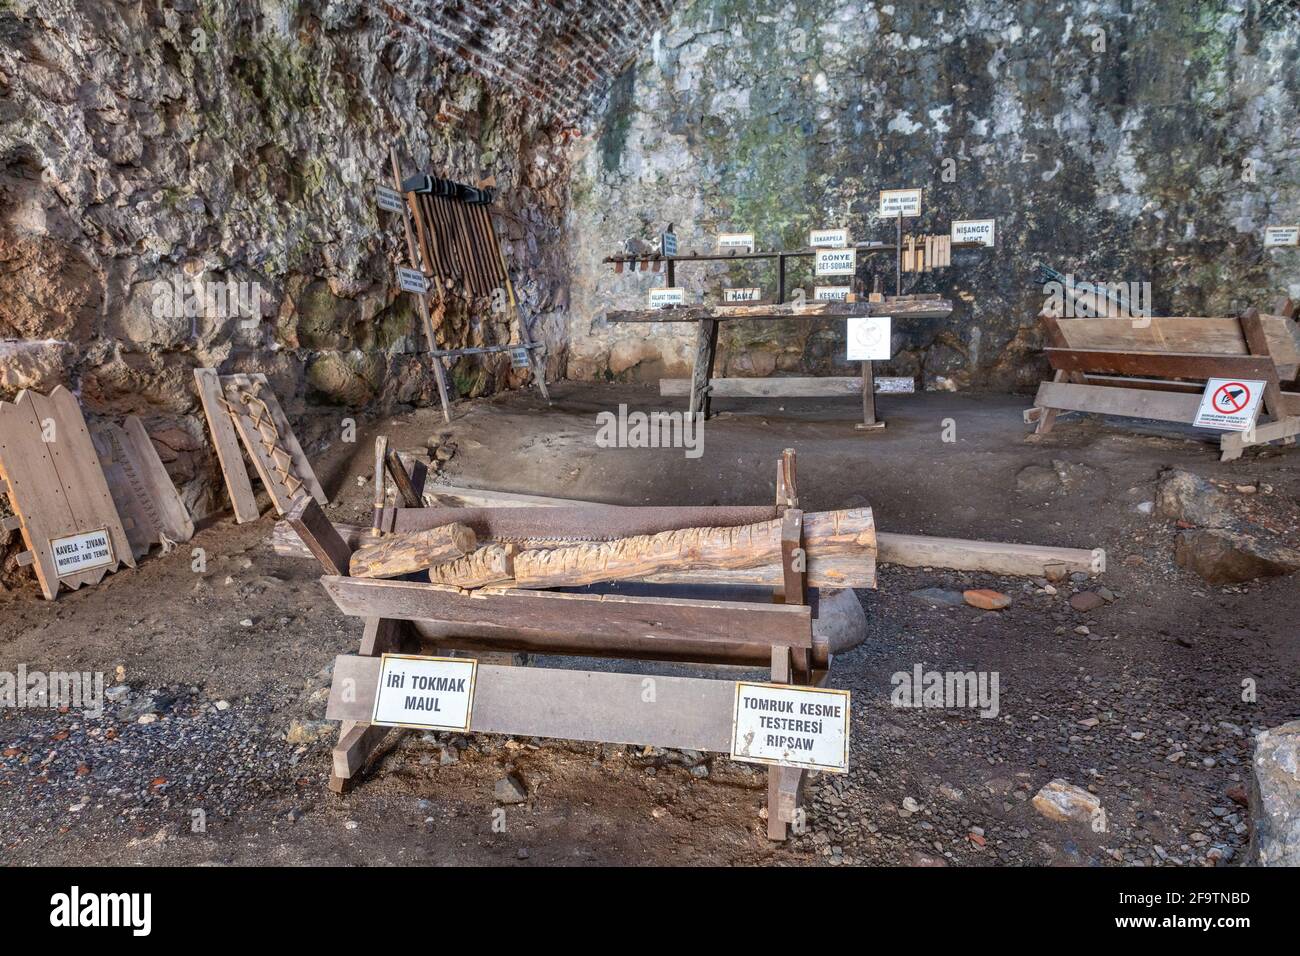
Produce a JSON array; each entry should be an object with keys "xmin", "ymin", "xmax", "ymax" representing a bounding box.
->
[
  {"xmin": 193, "ymin": 368, "xmax": 259, "ymax": 523},
  {"xmin": 1032, "ymin": 381, "xmax": 1202, "ymax": 424},
  {"xmin": 285, "ymin": 495, "xmax": 352, "ymax": 576},
  {"xmin": 877, "ymin": 532, "xmax": 1104, "ymax": 576},
  {"xmin": 607, "ymin": 299, "xmax": 952, "ymax": 323},
  {"xmin": 1045, "ymin": 348, "xmax": 1276, "ymax": 382},
  {"xmin": 326, "ymin": 655, "xmax": 735, "ymax": 752},
  {"xmin": 661, "ymin": 376, "xmax": 915, "ymax": 397}
]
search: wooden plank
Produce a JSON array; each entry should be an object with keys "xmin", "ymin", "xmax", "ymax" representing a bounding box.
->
[
  {"xmin": 193, "ymin": 368, "xmax": 259, "ymax": 523},
  {"xmin": 385, "ymin": 450, "xmax": 423, "ymax": 508},
  {"xmin": 661, "ymin": 376, "xmax": 915, "ymax": 397},
  {"xmin": 285, "ymin": 495, "xmax": 352, "ymax": 576},
  {"xmin": 1239, "ymin": 309, "xmax": 1286, "ymax": 421},
  {"xmin": 222, "ymin": 374, "xmax": 310, "ymax": 515},
  {"xmin": 348, "ymin": 523, "xmax": 477, "ymax": 578},
  {"xmin": 607, "ymin": 298, "xmax": 952, "ymax": 323},
  {"xmin": 243, "ymin": 374, "xmax": 326, "ymax": 505},
  {"xmin": 90, "ymin": 423, "xmax": 154, "ymax": 560},
  {"xmin": 321, "ymin": 576, "xmax": 813, "ymax": 651},
  {"xmin": 326, "ymin": 655, "xmax": 735, "ymax": 752},
  {"xmin": 0, "ymin": 391, "xmax": 73, "ymax": 598},
  {"xmin": 91, "ymin": 418, "xmax": 193, "ymax": 559},
  {"xmin": 688, "ymin": 318, "xmax": 719, "ymax": 419},
  {"xmin": 877, "ymin": 532, "xmax": 1104, "ymax": 576},
  {"xmin": 1033, "ymin": 381, "xmax": 1202, "ymax": 424},
  {"xmin": 1045, "ymin": 348, "xmax": 1276, "ymax": 382},
  {"xmin": 1219, "ymin": 416, "xmax": 1300, "ymax": 461}
]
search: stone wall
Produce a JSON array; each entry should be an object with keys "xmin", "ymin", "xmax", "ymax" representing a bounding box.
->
[
  {"xmin": 567, "ymin": 0, "xmax": 1300, "ymax": 390},
  {"xmin": 0, "ymin": 0, "xmax": 589, "ymax": 515}
]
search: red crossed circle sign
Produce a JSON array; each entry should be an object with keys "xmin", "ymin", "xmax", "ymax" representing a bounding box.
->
[{"xmin": 1212, "ymin": 382, "xmax": 1251, "ymax": 414}]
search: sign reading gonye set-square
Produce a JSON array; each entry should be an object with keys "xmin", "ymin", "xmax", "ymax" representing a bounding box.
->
[
  {"xmin": 730, "ymin": 682, "xmax": 850, "ymax": 772},
  {"xmin": 371, "ymin": 654, "xmax": 477, "ymax": 731},
  {"xmin": 51, "ymin": 529, "xmax": 114, "ymax": 577}
]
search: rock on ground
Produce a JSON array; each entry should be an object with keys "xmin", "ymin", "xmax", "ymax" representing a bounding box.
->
[
  {"xmin": 1031, "ymin": 779, "xmax": 1102, "ymax": 825},
  {"xmin": 813, "ymin": 588, "xmax": 868, "ymax": 654},
  {"xmin": 1248, "ymin": 720, "xmax": 1300, "ymax": 866},
  {"xmin": 1156, "ymin": 469, "xmax": 1234, "ymax": 529},
  {"xmin": 1175, "ymin": 530, "xmax": 1300, "ymax": 585}
]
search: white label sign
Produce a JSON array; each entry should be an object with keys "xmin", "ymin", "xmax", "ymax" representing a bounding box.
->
[
  {"xmin": 814, "ymin": 286, "xmax": 851, "ymax": 301},
  {"xmin": 809, "ymin": 228, "xmax": 850, "ymax": 248},
  {"xmin": 397, "ymin": 267, "xmax": 429, "ymax": 294},
  {"xmin": 1263, "ymin": 225, "xmax": 1299, "ymax": 248},
  {"xmin": 951, "ymin": 218, "xmax": 995, "ymax": 247},
  {"xmin": 815, "ymin": 247, "xmax": 857, "ymax": 276},
  {"xmin": 724, "ymin": 287, "xmax": 762, "ymax": 303},
  {"xmin": 648, "ymin": 287, "xmax": 686, "ymax": 308},
  {"xmin": 846, "ymin": 316, "xmax": 892, "ymax": 361},
  {"xmin": 509, "ymin": 346, "xmax": 531, "ymax": 369},
  {"xmin": 375, "ymin": 185, "xmax": 404, "ymax": 213},
  {"xmin": 50, "ymin": 529, "xmax": 115, "ymax": 577},
  {"xmin": 879, "ymin": 188, "xmax": 922, "ymax": 218},
  {"xmin": 731, "ymin": 682, "xmax": 850, "ymax": 773},
  {"xmin": 718, "ymin": 232, "xmax": 755, "ymax": 253},
  {"xmin": 660, "ymin": 232, "xmax": 678, "ymax": 256},
  {"xmin": 372, "ymin": 654, "xmax": 477, "ymax": 731},
  {"xmin": 1193, "ymin": 378, "xmax": 1266, "ymax": 432}
]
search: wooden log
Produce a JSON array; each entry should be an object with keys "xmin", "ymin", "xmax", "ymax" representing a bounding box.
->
[
  {"xmin": 348, "ymin": 523, "xmax": 477, "ymax": 579},
  {"xmin": 385, "ymin": 450, "xmax": 424, "ymax": 508},
  {"xmin": 285, "ymin": 496, "xmax": 352, "ymax": 576},
  {"xmin": 877, "ymin": 532, "xmax": 1104, "ymax": 576},
  {"xmin": 427, "ymin": 544, "xmax": 517, "ymax": 589},
  {"xmin": 511, "ymin": 509, "xmax": 874, "ymax": 589}
]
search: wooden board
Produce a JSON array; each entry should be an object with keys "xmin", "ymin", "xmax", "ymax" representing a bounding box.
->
[
  {"xmin": 1033, "ymin": 380, "xmax": 1203, "ymax": 424},
  {"xmin": 661, "ymin": 376, "xmax": 915, "ymax": 397},
  {"xmin": 607, "ymin": 298, "xmax": 953, "ymax": 323},
  {"xmin": 321, "ymin": 576, "xmax": 812, "ymax": 652},
  {"xmin": 91, "ymin": 418, "xmax": 194, "ymax": 559},
  {"xmin": 193, "ymin": 368, "xmax": 259, "ymax": 523},
  {"xmin": 222, "ymin": 373, "xmax": 326, "ymax": 515},
  {"xmin": 877, "ymin": 533, "xmax": 1104, "ymax": 576},
  {"xmin": 1045, "ymin": 348, "xmax": 1277, "ymax": 383},
  {"xmin": 326, "ymin": 655, "xmax": 734, "ymax": 752},
  {"xmin": 0, "ymin": 387, "xmax": 134, "ymax": 599},
  {"xmin": 1053, "ymin": 315, "xmax": 1300, "ymax": 380}
]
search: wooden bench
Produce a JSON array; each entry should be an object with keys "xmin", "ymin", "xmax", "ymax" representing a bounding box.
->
[
  {"xmin": 303, "ymin": 450, "xmax": 871, "ymax": 840},
  {"xmin": 1025, "ymin": 304, "xmax": 1300, "ymax": 460}
]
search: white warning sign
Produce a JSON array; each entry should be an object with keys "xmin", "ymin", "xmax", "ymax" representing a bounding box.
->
[
  {"xmin": 50, "ymin": 529, "xmax": 115, "ymax": 577},
  {"xmin": 372, "ymin": 654, "xmax": 477, "ymax": 731},
  {"xmin": 846, "ymin": 315, "xmax": 892, "ymax": 361},
  {"xmin": 1193, "ymin": 378, "xmax": 1266, "ymax": 432},
  {"xmin": 648, "ymin": 287, "xmax": 686, "ymax": 308},
  {"xmin": 731, "ymin": 682, "xmax": 850, "ymax": 772}
]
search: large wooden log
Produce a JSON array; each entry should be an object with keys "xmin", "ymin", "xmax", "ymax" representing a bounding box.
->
[
  {"xmin": 511, "ymin": 509, "xmax": 875, "ymax": 589},
  {"xmin": 348, "ymin": 523, "xmax": 476, "ymax": 579},
  {"xmin": 427, "ymin": 544, "xmax": 516, "ymax": 588}
]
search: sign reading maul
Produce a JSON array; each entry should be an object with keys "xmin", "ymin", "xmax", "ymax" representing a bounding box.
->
[
  {"xmin": 731, "ymin": 682, "xmax": 850, "ymax": 772},
  {"xmin": 372, "ymin": 654, "xmax": 477, "ymax": 732},
  {"xmin": 1193, "ymin": 378, "xmax": 1267, "ymax": 432}
]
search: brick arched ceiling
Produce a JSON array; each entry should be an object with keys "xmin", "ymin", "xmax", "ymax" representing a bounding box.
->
[{"xmin": 379, "ymin": 1, "xmax": 675, "ymax": 124}]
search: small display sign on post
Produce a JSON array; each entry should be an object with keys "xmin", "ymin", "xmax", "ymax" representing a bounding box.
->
[
  {"xmin": 730, "ymin": 682, "xmax": 851, "ymax": 773},
  {"xmin": 50, "ymin": 529, "xmax": 115, "ymax": 577},
  {"xmin": 717, "ymin": 232, "xmax": 755, "ymax": 253},
  {"xmin": 951, "ymin": 218, "xmax": 996, "ymax": 247},
  {"xmin": 1193, "ymin": 378, "xmax": 1267, "ymax": 432},
  {"xmin": 371, "ymin": 654, "xmax": 478, "ymax": 731},
  {"xmin": 397, "ymin": 267, "xmax": 429, "ymax": 294},
  {"xmin": 660, "ymin": 231, "xmax": 678, "ymax": 256},
  {"xmin": 846, "ymin": 316, "xmax": 892, "ymax": 361},
  {"xmin": 509, "ymin": 346, "xmax": 531, "ymax": 369},
  {"xmin": 1263, "ymin": 225, "xmax": 1299, "ymax": 248},
  {"xmin": 809, "ymin": 228, "xmax": 850, "ymax": 248},
  {"xmin": 649, "ymin": 287, "xmax": 686, "ymax": 308},
  {"xmin": 814, "ymin": 247, "xmax": 857, "ymax": 276},
  {"xmin": 813, "ymin": 286, "xmax": 851, "ymax": 301},
  {"xmin": 723, "ymin": 287, "xmax": 762, "ymax": 303},
  {"xmin": 879, "ymin": 188, "xmax": 922, "ymax": 218},
  {"xmin": 375, "ymin": 185, "xmax": 405, "ymax": 213}
]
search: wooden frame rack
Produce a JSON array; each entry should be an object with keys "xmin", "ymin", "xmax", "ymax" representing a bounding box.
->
[{"xmin": 1025, "ymin": 304, "xmax": 1300, "ymax": 461}]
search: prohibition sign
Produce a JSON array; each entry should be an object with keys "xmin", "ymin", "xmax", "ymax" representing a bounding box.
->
[{"xmin": 1212, "ymin": 382, "xmax": 1251, "ymax": 414}]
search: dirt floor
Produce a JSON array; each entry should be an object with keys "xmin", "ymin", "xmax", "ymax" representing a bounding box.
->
[{"xmin": 1, "ymin": 382, "xmax": 1296, "ymax": 866}]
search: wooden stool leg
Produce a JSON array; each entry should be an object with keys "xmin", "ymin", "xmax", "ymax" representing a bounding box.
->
[
  {"xmin": 767, "ymin": 645, "xmax": 793, "ymax": 840},
  {"xmin": 329, "ymin": 617, "xmax": 407, "ymax": 793},
  {"xmin": 689, "ymin": 319, "xmax": 719, "ymax": 420}
]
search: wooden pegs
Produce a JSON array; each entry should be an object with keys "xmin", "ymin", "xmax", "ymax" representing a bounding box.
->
[{"xmin": 372, "ymin": 436, "xmax": 388, "ymax": 538}]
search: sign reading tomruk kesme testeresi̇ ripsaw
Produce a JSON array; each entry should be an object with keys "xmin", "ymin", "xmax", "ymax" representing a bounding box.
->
[
  {"xmin": 50, "ymin": 528, "xmax": 115, "ymax": 577},
  {"xmin": 846, "ymin": 316, "xmax": 892, "ymax": 361},
  {"xmin": 648, "ymin": 287, "xmax": 686, "ymax": 308},
  {"xmin": 878, "ymin": 188, "xmax": 922, "ymax": 218},
  {"xmin": 371, "ymin": 654, "xmax": 477, "ymax": 731},
  {"xmin": 951, "ymin": 218, "xmax": 996, "ymax": 247},
  {"xmin": 1193, "ymin": 378, "xmax": 1267, "ymax": 432},
  {"xmin": 1263, "ymin": 225, "xmax": 1299, "ymax": 247},
  {"xmin": 731, "ymin": 682, "xmax": 850, "ymax": 772},
  {"xmin": 814, "ymin": 247, "xmax": 857, "ymax": 276}
]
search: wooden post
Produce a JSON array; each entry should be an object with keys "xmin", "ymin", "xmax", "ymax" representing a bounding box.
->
[
  {"xmin": 688, "ymin": 318, "xmax": 719, "ymax": 420},
  {"xmin": 856, "ymin": 360, "xmax": 885, "ymax": 430},
  {"xmin": 777, "ymin": 253, "xmax": 786, "ymax": 304},
  {"xmin": 329, "ymin": 616, "xmax": 409, "ymax": 793},
  {"xmin": 371, "ymin": 436, "xmax": 387, "ymax": 538},
  {"xmin": 1239, "ymin": 308, "xmax": 1287, "ymax": 423}
]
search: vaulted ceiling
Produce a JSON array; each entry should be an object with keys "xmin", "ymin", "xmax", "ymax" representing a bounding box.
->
[{"xmin": 379, "ymin": 1, "xmax": 675, "ymax": 123}]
